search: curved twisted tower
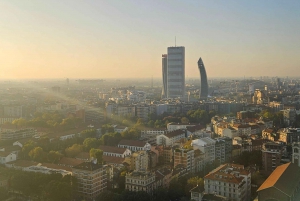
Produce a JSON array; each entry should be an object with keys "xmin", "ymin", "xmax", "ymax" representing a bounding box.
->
[{"xmin": 198, "ymin": 58, "xmax": 208, "ymax": 99}]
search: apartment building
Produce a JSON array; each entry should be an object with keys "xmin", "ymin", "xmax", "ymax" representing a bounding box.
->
[
  {"xmin": 156, "ymin": 129, "xmax": 186, "ymax": 146},
  {"xmin": 215, "ymin": 137, "xmax": 232, "ymax": 164},
  {"xmin": 204, "ymin": 164, "xmax": 251, "ymax": 201},
  {"xmin": 118, "ymin": 140, "xmax": 151, "ymax": 152},
  {"xmin": 125, "ymin": 171, "xmax": 156, "ymax": 193},
  {"xmin": 72, "ymin": 162, "xmax": 107, "ymax": 201},
  {"xmin": 99, "ymin": 145, "xmax": 131, "ymax": 158},
  {"xmin": 262, "ymin": 142, "xmax": 284, "ymax": 175},
  {"xmin": 174, "ymin": 148, "xmax": 195, "ymax": 173},
  {"xmin": 0, "ymin": 128, "xmax": 36, "ymax": 140},
  {"xmin": 191, "ymin": 137, "xmax": 216, "ymax": 164},
  {"xmin": 130, "ymin": 151, "xmax": 149, "ymax": 171}
]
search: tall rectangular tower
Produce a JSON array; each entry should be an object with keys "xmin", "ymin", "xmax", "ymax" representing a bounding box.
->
[
  {"xmin": 161, "ymin": 54, "xmax": 168, "ymax": 99},
  {"xmin": 167, "ymin": 46, "xmax": 185, "ymax": 99}
]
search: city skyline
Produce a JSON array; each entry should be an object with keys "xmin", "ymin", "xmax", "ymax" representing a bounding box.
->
[{"xmin": 0, "ymin": 1, "xmax": 300, "ymax": 80}]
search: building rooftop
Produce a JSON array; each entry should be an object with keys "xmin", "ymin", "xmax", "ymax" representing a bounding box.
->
[
  {"xmin": 99, "ymin": 145, "xmax": 127, "ymax": 154},
  {"xmin": 164, "ymin": 129, "xmax": 185, "ymax": 138},
  {"xmin": 118, "ymin": 139, "xmax": 147, "ymax": 147},
  {"xmin": 73, "ymin": 161, "xmax": 104, "ymax": 171},
  {"xmin": 205, "ymin": 164, "xmax": 249, "ymax": 184},
  {"xmin": 6, "ymin": 160, "xmax": 38, "ymax": 167},
  {"xmin": 190, "ymin": 185, "xmax": 204, "ymax": 193},
  {"xmin": 257, "ymin": 162, "xmax": 300, "ymax": 196},
  {"xmin": 103, "ymin": 155, "xmax": 125, "ymax": 164},
  {"xmin": 58, "ymin": 157, "xmax": 83, "ymax": 167}
]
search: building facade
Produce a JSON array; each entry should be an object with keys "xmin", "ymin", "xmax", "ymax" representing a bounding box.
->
[
  {"xmin": 72, "ymin": 162, "xmax": 107, "ymax": 201},
  {"xmin": 198, "ymin": 58, "xmax": 208, "ymax": 100},
  {"xmin": 166, "ymin": 46, "xmax": 185, "ymax": 99},
  {"xmin": 204, "ymin": 164, "xmax": 251, "ymax": 201}
]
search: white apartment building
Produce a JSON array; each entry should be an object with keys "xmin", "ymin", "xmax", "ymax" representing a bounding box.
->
[
  {"xmin": 118, "ymin": 140, "xmax": 151, "ymax": 152},
  {"xmin": 204, "ymin": 164, "xmax": 251, "ymax": 201},
  {"xmin": 191, "ymin": 137, "xmax": 216, "ymax": 164},
  {"xmin": 125, "ymin": 171, "xmax": 156, "ymax": 193},
  {"xmin": 156, "ymin": 130, "xmax": 186, "ymax": 146},
  {"xmin": 99, "ymin": 145, "xmax": 131, "ymax": 158},
  {"xmin": 141, "ymin": 128, "xmax": 166, "ymax": 145},
  {"xmin": 167, "ymin": 122, "xmax": 199, "ymax": 131}
]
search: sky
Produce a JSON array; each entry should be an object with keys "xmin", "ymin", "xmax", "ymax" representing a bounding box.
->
[{"xmin": 0, "ymin": 0, "xmax": 300, "ymax": 80}]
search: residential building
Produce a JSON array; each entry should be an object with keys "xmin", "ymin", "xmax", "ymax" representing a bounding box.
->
[
  {"xmin": 125, "ymin": 171, "xmax": 156, "ymax": 193},
  {"xmin": 190, "ymin": 185, "xmax": 227, "ymax": 201},
  {"xmin": 99, "ymin": 145, "xmax": 131, "ymax": 158},
  {"xmin": 0, "ymin": 152, "xmax": 16, "ymax": 164},
  {"xmin": 283, "ymin": 109, "xmax": 296, "ymax": 126},
  {"xmin": 232, "ymin": 124, "xmax": 251, "ymax": 136},
  {"xmin": 156, "ymin": 129, "xmax": 186, "ymax": 146},
  {"xmin": 215, "ymin": 137, "xmax": 232, "ymax": 164},
  {"xmin": 167, "ymin": 122, "xmax": 199, "ymax": 131},
  {"xmin": 118, "ymin": 140, "xmax": 151, "ymax": 152},
  {"xmin": 0, "ymin": 128, "xmax": 36, "ymax": 140},
  {"xmin": 130, "ymin": 151, "xmax": 149, "ymax": 171},
  {"xmin": 174, "ymin": 148, "xmax": 195, "ymax": 173},
  {"xmin": 262, "ymin": 142, "xmax": 283, "ymax": 175},
  {"xmin": 166, "ymin": 46, "xmax": 185, "ymax": 99},
  {"xmin": 292, "ymin": 142, "xmax": 300, "ymax": 167},
  {"xmin": 192, "ymin": 137, "xmax": 216, "ymax": 164},
  {"xmin": 204, "ymin": 164, "xmax": 251, "ymax": 201},
  {"xmin": 278, "ymin": 128, "xmax": 300, "ymax": 144},
  {"xmin": 257, "ymin": 163, "xmax": 300, "ymax": 201},
  {"xmin": 72, "ymin": 161, "xmax": 107, "ymax": 201},
  {"xmin": 262, "ymin": 129, "xmax": 277, "ymax": 141},
  {"xmin": 141, "ymin": 128, "xmax": 166, "ymax": 145}
]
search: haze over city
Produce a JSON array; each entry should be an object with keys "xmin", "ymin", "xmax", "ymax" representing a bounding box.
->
[
  {"xmin": 2, "ymin": 1, "xmax": 300, "ymax": 201},
  {"xmin": 1, "ymin": 0, "xmax": 300, "ymax": 80}
]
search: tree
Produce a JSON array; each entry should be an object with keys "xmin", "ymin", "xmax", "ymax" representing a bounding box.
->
[
  {"xmin": 65, "ymin": 144, "xmax": 84, "ymax": 157},
  {"xmin": 181, "ymin": 117, "xmax": 190, "ymax": 124},
  {"xmin": 29, "ymin": 147, "xmax": 46, "ymax": 162},
  {"xmin": 83, "ymin": 138, "xmax": 99, "ymax": 151},
  {"xmin": 22, "ymin": 140, "xmax": 35, "ymax": 159},
  {"xmin": 81, "ymin": 129, "xmax": 97, "ymax": 138},
  {"xmin": 48, "ymin": 151, "xmax": 63, "ymax": 163},
  {"xmin": 90, "ymin": 148, "xmax": 103, "ymax": 164},
  {"xmin": 0, "ymin": 187, "xmax": 8, "ymax": 200},
  {"xmin": 12, "ymin": 118, "xmax": 27, "ymax": 127},
  {"xmin": 185, "ymin": 177, "xmax": 204, "ymax": 196}
]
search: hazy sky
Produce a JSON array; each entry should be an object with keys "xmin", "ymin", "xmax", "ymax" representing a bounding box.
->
[{"xmin": 1, "ymin": 0, "xmax": 300, "ymax": 79}]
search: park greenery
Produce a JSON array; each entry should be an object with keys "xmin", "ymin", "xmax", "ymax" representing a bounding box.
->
[{"xmin": 0, "ymin": 167, "xmax": 77, "ymax": 201}]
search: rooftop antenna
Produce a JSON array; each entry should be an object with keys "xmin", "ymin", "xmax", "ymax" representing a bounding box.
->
[{"xmin": 175, "ymin": 36, "xmax": 176, "ymax": 47}]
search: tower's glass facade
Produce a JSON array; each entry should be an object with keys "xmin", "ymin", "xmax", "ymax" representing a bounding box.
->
[{"xmin": 198, "ymin": 58, "xmax": 208, "ymax": 99}]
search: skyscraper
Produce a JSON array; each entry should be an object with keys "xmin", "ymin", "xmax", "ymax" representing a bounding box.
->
[
  {"xmin": 161, "ymin": 54, "xmax": 168, "ymax": 99},
  {"xmin": 198, "ymin": 58, "xmax": 208, "ymax": 99},
  {"xmin": 166, "ymin": 46, "xmax": 185, "ymax": 99}
]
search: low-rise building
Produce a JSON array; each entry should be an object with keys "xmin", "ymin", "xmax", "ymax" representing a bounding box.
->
[
  {"xmin": 0, "ymin": 128, "xmax": 36, "ymax": 140},
  {"xmin": 0, "ymin": 152, "xmax": 16, "ymax": 164},
  {"xmin": 118, "ymin": 139, "xmax": 151, "ymax": 152},
  {"xmin": 99, "ymin": 145, "xmax": 131, "ymax": 158}
]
